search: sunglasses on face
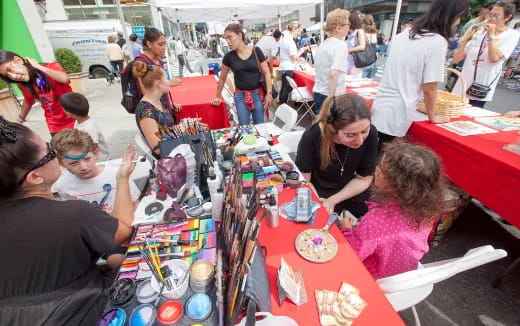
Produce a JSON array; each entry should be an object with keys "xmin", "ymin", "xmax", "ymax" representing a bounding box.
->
[{"xmin": 18, "ymin": 142, "xmax": 57, "ymax": 185}]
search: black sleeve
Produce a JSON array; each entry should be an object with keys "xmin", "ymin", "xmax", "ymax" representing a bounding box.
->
[
  {"xmin": 295, "ymin": 126, "xmax": 318, "ymax": 173},
  {"xmin": 356, "ymin": 125, "xmax": 378, "ymax": 177},
  {"xmin": 255, "ymin": 46, "xmax": 266, "ymax": 62},
  {"xmin": 222, "ymin": 52, "xmax": 232, "ymax": 68},
  {"xmin": 72, "ymin": 201, "xmax": 119, "ymax": 256}
]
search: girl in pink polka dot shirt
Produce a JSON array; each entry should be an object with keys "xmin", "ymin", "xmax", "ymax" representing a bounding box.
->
[{"xmin": 340, "ymin": 142, "xmax": 446, "ymax": 279}]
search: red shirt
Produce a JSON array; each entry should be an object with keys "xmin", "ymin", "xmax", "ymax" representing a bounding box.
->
[{"xmin": 18, "ymin": 62, "xmax": 75, "ymax": 134}]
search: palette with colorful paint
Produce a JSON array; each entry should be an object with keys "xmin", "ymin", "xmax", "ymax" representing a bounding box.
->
[{"xmin": 295, "ymin": 229, "xmax": 338, "ymax": 263}]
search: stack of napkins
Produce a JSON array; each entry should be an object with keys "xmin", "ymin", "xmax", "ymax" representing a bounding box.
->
[
  {"xmin": 277, "ymin": 258, "xmax": 308, "ymax": 306},
  {"xmin": 315, "ymin": 282, "xmax": 367, "ymax": 326}
]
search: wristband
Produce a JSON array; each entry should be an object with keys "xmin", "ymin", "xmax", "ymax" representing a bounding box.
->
[{"xmin": 487, "ymin": 36, "xmax": 497, "ymax": 41}]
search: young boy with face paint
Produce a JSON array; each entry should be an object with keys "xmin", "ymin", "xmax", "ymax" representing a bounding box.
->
[
  {"xmin": 51, "ymin": 129, "xmax": 142, "ymax": 267},
  {"xmin": 51, "ymin": 128, "xmax": 141, "ymax": 212}
]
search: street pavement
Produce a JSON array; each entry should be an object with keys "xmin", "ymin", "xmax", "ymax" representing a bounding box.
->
[{"xmin": 23, "ymin": 69, "xmax": 520, "ymax": 326}]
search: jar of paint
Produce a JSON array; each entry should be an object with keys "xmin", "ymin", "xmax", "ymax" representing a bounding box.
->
[
  {"xmin": 129, "ymin": 304, "xmax": 157, "ymax": 326},
  {"xmin": 189, "ymin": 259, "xmax": 214, "ymax": 293},
  {"xmin": 185, "ymin": 293, "xmax": 212, "ymax": 322},
  {"xmin": 157, "ymin": 300, "xmax": 184, "ymax": 326},
  {"xmin": 136, "ymin": 279, "xmax": 160, "ymax": 304},
  {"xmin": 98, "ymin": 308, "xmax": 126, "ymax": 326},
  {"xmin": 109, "ymin": 278, "xmax": 136, "ymax": 307}
]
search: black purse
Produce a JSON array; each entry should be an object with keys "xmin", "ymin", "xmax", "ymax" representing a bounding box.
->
[
  {"xmin": 466, "ymin": 34, "xmax": 501, "ymax": 99},
  {"xmin": 352, "ymin": 32, "xmax": 377, "ymax": 68},
  {"xmin": 253, "ymin": 46, "xmax": 268, "ymax": 95}
]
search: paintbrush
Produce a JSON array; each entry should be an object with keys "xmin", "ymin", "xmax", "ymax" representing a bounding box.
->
[{"xmin": 150, "ymin": 239, "xmax": 197, "ymax": 246}]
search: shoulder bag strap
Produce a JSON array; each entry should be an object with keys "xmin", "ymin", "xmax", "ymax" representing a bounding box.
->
[
  {"xmin": 473, "ymin": 34, "xmax": 487, "ymax": 82},
  {"xmin": 252, "ymin": 46, "xmax": 262, "ymax": 73}
]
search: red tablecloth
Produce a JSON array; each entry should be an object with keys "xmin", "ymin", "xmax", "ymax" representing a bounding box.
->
[
  {"xmin": 258, "ymin": 186, "xmax": 404, "ymax": 326},
  {"xmin": 294, "ymin": 71, "xmax": 378, "ymax": 108},
  {"xmin": 408, "ymin": 117, "xmax": 520, "ymax": 228},
  {"xmin": 169, "ymin": 75, "xmax": 230, "ymax": 130}
]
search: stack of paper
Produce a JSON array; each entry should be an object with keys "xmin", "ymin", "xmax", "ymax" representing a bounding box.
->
[
  {"xmin": 437, "ymin": 121, "xmax": 498, "ymax": 136},
  {"xmin": 278, "ymin": 258, "xmax": 308, "ymax": 306},
  {"xmin": 315, "ymin": 282, "xmax": 367, "ymax": 326}
]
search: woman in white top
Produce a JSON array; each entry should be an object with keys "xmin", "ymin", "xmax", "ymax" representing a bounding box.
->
[
  {"xmin": 278, "ymin": 21, "xmax": 308, "ymax": 104},
  {"xmin": 106, "ymin": 35, "xmax": 124, "ymax": 77},
  {"xmin": 362, "ymin": 14, "xmax": 378, "ymax": 79},
  {"xmin": 312, "ymin": 9, "xmax": 351, "ymax": 114},
  {"xmin": 371, "ymin": 0, "xmax": 469, "ymax": 151},
  {"xmin": 452, "ymin": 1, "xmax": 520, "ymax": 108},
  {"xmin": 346, "ymin": 11, "xmax": 366, "ymax": 78}
]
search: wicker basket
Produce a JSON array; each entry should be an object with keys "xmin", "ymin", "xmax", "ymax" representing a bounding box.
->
[{"xmin": 417, "ymin": 68, "xmax": 466, "ymax": 118}]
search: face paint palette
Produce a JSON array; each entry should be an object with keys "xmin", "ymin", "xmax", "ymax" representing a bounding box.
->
[{"xmin": 295, "ymin": 229, "xmax": 338, "ymax": 263}]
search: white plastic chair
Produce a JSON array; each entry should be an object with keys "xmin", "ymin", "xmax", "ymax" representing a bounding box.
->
[
  {"xmin": 274, "ymin": 130, "xmax": 304, "ymax": 154},
  {"xmin": 134, "ymin": 133, "xmax": 156, "ymax": 164},
  {"xmin": 222, "ymin": 85, "xmax": 239, "ymax": 124},
  {"xmin": 285, "ymin": 75, "xmax": 315, "ymax": 126},
  {"xmin": 255, "ymin": 104, "xmax": 299, "ymax": 137},
  {"xmin": 377, "ymin": 245, "xmax": 507, "ymax": 325}
]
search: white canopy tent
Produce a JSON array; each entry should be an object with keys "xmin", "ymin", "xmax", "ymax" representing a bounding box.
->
[
  {"xmin": 155, "ymin": 0, "xmax": 325, "ymax": 40},
  {"xmin": 306, "ymin": 22, "xmax": 323, "ymax": 33}
]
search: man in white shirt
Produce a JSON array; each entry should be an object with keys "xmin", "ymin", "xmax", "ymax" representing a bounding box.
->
[
  {"xmin": 174, "ymin": 37, "xmax": 193, "ymax": 77},
  {"xmin": 256, "ymin": 30, "xmax": 282, "ymax": 74},
  {"xmin": 279, "ymin": 21, "xmax": 308, "ymax": 104}
]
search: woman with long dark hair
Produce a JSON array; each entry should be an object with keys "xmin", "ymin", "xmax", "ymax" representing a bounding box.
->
[
  {"xmin": 0, "ymin": 50, "xmax": 75, "ymax": 136},
  {"xmin": 371, "ymin": 0, "xmax": 469, "ymax": 150},
  {"xmin": 0, "ymin": 117, "xmax": 135, "ymax": 324},
  {"xmin": 211, "ymin": 24, "xmax": 273, "ymax": 125},
  {"xmin": 133, "ymin": 27, "xmax": 181, "ymax": 117},
  {"xmin": 295, "ymin": 93, "xmax": 378, "ymax": 218}
]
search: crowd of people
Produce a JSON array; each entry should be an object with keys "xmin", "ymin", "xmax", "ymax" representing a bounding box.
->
[{"xmin": 0, "ymin": 0, "xmax": 519, "ymax": 323}]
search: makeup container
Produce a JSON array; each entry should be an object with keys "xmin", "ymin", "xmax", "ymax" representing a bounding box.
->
[
  {"xmin": 136, "ymin": 279, "xmax": 160, "ymax": 304},
  {"xmin": 98, "ymin": 308, "xmax": 126, "ymax": 326},
  {"xmin": 129, "ymin": 304, "xmax": 157, "ymax": 326},
  {"xmin": 185, "ymin": 293, "xmax": 212, "ymax": 322},
  {"xmin": 109, "ymin": 278, "xmax": 136, "ymax": 307},
  {"xmin": 157, "ymin": 300, "xmax": 184, "ymax": 326},
  {"xmin": 189, "ymin": 259, "xmax": 215, "ymax": 293}
]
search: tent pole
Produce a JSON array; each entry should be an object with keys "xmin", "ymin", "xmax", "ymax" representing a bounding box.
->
[
  {"xmin": 320, "ymin": 0, "xmax": 324, "ymax": 42},
  {"xmin": 391, "ymin": 0, "xmax": 403, "ymax": 41},
  {"xmin": 278, "ymin": 13, "xmax": 281, "ymax": 30},
  {"xmin": 114, "ymin": 0, "xmax": 128, "ymax": 41},
  {"xmin": 158, "ymin": 7, "xmax": 173, "ymax": 79}
]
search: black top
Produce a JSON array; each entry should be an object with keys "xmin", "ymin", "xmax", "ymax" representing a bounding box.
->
[
  {"xmin": 0, "ymin": 197, "xmax": 118, "ymax": 297},
  {"xmin": 222, "ymin": 46, "xmax": 266, "ymax": 90},
  {"xmin": 295, "ymin": 123, "xmax": 378, "ymax": 198}
]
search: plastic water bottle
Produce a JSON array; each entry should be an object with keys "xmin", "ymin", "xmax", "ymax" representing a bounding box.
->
[{"xmin": 212, "ymin": 188, "xmax": 224, "ymax": 222}]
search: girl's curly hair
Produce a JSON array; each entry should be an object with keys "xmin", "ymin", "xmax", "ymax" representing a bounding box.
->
[{"xmin": 373, "ymin": 141, "xmax": 446, "ymax": 226}]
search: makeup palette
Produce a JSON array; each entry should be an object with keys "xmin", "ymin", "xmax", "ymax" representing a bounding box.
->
[
  {"xmin": 190, "ymin": 259, "xmax": 215, "ymax": 293},
  {"xmin": 157, "ymin": 300, "xmax": 183, "ymax": 326},
  {"xmin": 98, "ymin": 308, "xmax": 126, "ymax": 326},
  {"xmin": 185, "ymin": 293, "xmax": 212, "ymax": 322},
  {"xmin": 129, "ymin": 304, "xmax": 156, "ymax": 326},
  {"xmin": 136, "ymin": 279, "xmax": 160, "ymax": 304}
]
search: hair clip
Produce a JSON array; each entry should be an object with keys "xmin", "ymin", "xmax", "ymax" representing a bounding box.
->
[
  {"xmin": 146, "ymin": 63, "xmax": 154, "ymax": 72},
  {"xmin": 327, "ymin": 95, "xmax": 337, "ymax": 124},
  {"xmin": 35, "ymin": 72, "xmax": 47, "ymax": 89},
  {"xmin": 0, "ymin": 118, "xmax": 17, "ymax": 142}
]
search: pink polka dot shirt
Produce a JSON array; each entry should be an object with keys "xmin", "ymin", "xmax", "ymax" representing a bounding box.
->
[{"xmin": 341, "ymin": 201, "xmax": 433, "ymax": 279}]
